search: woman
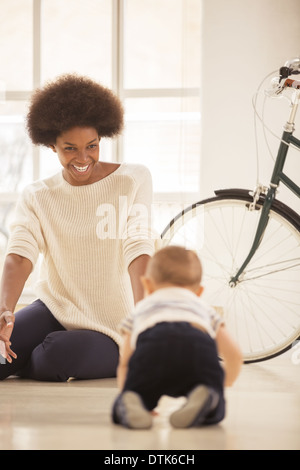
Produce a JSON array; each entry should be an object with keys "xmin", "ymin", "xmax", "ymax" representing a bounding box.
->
[{"xmin": 0, "ymin": 74, "xmax": 156, "ymax": 381}]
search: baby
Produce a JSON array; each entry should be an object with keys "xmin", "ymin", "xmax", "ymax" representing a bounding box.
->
[{"xmin": 112, "ymin": 245, "xmax": 242, "ymax": 429}]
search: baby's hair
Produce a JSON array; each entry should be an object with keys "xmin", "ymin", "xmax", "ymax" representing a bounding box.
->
[
  {"xmin": 26, "ymin": 74, "xmax": 124, "ymax": 146},
  {"xmin": 146, "ymin": 246, "xmax": 202, "ymax": 289}
]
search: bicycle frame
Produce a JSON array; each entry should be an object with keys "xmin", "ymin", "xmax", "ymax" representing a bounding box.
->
[{"xmin": 230, "ymin": 88, "xmax": 300, "ymax": 286}]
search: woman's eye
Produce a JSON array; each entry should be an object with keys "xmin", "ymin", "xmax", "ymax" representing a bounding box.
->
[{"xmin": 65, "ymin": 147, "xmax": 76, "ymax": 151}]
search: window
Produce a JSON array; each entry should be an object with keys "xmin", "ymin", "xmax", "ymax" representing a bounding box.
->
[
  {"xmin": 41, "ymin": 0, "xmax": 112, "ymax": 86},
  {"xmin": 0, "ymin": 0, "xmax": 202, "ymax": 278},
  {"xmin": 122, "ymin": 0, "xmax": 202, "ymax": 196},
  {"xmin": 0, "ymin": 0, "xmax": 33, "ymax": 91}
]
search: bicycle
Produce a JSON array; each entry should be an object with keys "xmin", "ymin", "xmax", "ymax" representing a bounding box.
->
[{"xmin": 161, "ymin": 58, "xmax": 300, "ymax": 363}]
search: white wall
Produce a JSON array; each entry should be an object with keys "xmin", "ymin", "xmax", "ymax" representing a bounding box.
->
[{"xmin": 200, "ymin": 0, "xmax": 300, "ymax": 212}]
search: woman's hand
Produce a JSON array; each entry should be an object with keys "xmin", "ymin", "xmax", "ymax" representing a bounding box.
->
[
  {"xmin": 0, "ymin": 254, "xmax": 32, "ymax": 363},
  {"xmin": 0, "ymin": 311, "xmax": 17, "ymax": 363}
]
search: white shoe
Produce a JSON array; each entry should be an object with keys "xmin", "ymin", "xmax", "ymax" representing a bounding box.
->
[
  {"xmin": 113, "ymin": 391, "xmax": 153, "ymax": 429},
  {"xmin": 170, "ymin": 385, "xmax": 219, "ymax": 428}
]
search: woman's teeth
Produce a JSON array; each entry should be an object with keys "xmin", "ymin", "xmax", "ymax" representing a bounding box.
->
[{"xmin": 73, "ymin": 165, "xmax": 89, "ymax": 172}]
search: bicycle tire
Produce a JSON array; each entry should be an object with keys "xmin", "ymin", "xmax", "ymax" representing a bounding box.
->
[{"xmin": 161, "ymin": 189, "xmax": 300, "ymax": 363}]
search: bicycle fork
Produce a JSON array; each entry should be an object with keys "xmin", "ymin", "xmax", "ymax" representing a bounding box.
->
[
  {"xmin": 229, "ymin": 186, "xmax": 276, "ymax": 287},
  {"xmin": 229, "ymin": 131, "xmax": 292, "ymax": 287}
]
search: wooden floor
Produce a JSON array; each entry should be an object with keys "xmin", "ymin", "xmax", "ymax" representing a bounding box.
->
[{"xmin": 0, "ymin": 349, "xmax": 299, "ymax": 451}]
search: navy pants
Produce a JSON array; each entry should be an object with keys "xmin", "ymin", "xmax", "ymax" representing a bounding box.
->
[
  {"xmin": 121, "ymin": 322, "xmax": 225, "ymax": 424},
  {"xmin": 0, "ymin": 299, "xmax": 119, "ymax": 382}
]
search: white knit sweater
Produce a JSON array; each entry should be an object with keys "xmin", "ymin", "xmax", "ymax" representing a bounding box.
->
[{"xmin": 7, "ymin": 164, "xmax": 157, "ymax": 346}]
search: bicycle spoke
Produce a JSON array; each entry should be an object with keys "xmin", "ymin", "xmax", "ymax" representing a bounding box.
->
[{"xmin": 242, "ymin": 262, "xmax": 300, "ymax": 282}]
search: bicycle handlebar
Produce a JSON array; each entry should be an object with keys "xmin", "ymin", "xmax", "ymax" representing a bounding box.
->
[
  {"xmin": 284, "ymin": 78, "xmax": 300, "ymax": 90},
  {"xmin": 266, "ymin": 63, "xmax": 300, "ymax": 97},
  {"xmin": 280, "ymin": 58, "xmax": 300, "ymax": 79},
  {"xmin": 268, "ymin": 58, "xmax": 300, "ymax": 96}
]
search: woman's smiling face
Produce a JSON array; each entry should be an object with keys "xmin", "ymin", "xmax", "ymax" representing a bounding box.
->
[{"xmin": 50, "ymin": 126, "xmax": 101, "ymax": 186}]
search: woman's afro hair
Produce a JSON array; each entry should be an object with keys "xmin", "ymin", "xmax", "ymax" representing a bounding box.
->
[{"xmin": 26, "ymin": 74, "xmax": 124, "ymax": 146}]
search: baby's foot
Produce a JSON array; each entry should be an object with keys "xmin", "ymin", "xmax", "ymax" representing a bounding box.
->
[
  {"xmin": 170, "ymin": 385, "xmax": 219, "ymax": 428},
  {"xmin": 113, "ymin": 391, "xmax": 153, "ymax": 429}
]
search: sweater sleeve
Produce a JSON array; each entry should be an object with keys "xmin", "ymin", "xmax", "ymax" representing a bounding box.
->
[
  {"xmin": 122, "ymin": 165, "xmax": 159, "ymax": 268},
  {"xmin": 6, "ymin": 187, "xmax": 45, "ymax": 267}
]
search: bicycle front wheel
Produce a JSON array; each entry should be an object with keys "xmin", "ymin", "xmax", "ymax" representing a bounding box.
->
[{"xmin": 161, "ymin": 191, "xmax": 300, "ymax": 362}]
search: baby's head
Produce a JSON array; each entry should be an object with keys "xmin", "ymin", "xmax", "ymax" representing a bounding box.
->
[{"xmin": 142, "ymin": 245, "xmax": 203, "ymax": 296}]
